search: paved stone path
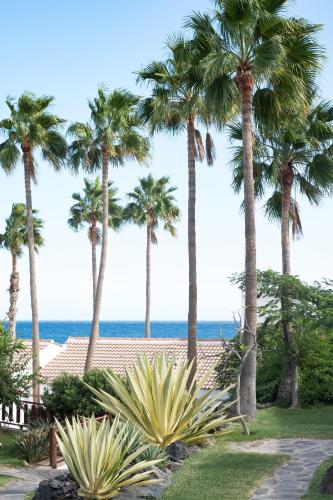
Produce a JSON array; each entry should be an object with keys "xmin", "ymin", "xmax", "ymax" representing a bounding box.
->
[
  {"xmin": 231, "ymin": 438, "xmax": 333, "ymax": 500},
  {"xmin": 0, "ymin": 464, "xmax": 67, "ymax": 500}
]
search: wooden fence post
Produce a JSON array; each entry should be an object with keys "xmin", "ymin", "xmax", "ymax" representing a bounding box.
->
[{"xmin": 50, "ymin": 425, "xmax": 58, "ymax": 469}]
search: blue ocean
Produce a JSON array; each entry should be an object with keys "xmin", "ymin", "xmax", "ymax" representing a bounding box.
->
[{"xmin": 15, "ymin": 321, "xmax": 237, "ymax": 344}]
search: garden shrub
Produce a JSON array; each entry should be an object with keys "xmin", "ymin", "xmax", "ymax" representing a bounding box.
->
[
  {"xmin": 15, "ymin": 419, "xmax": 50, "ymax": 463},
  {"xmin": 43, "ymin": 368, "xmax": 124, "ymax": 419},
  {"xmin": 43, "ymin": 373, "xmax": 82, "ymax": 419}
]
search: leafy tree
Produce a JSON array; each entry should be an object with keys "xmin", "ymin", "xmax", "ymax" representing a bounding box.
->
[
  {"xmin": 68, "ymin": 177, "xmax": 123, "ymax": 311},
  {"xmin": 125, "ymin": 174, "xmax": 180, "ymax": 337},
  {"xmin": 0, "ymin": 324, "xmax": 36, "ymax": 406},
  {"xmin": 67, "ymin": 88, "xmax": 150, "ymax": 372},
  {"xmin": 230, "ymin": 270, "xmax": 333, "ymax": 406},
  {"xmin": 137, "ymin": 35, "xmax": 219, "ymax": 380},
  {"xmin": 230, "ymin": 100, "xmax": 333, "ymax": 405},
  {"xmin": 0, "ymin": 93, "xmax": 67, "ymax": 402},
  {"xmin": 0, "ymin": 204, "xmax": 43, "ymax": 338},
  {"xmin": 187, "ymin": 0, "xmax": 324, "ymax": 419}
]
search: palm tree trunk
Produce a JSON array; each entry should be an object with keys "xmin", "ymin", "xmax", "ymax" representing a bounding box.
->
[
  {"xmin": 145, "ymin": 222, "xmax": 152, "ymax": 338},
  {"xmin": 187, "ymin": 114, "xmax": 197, "ymax": 383},
  {"xmin": 8, "ymin": 253, "xmax": 19, "ymax": 338},
  {"xmin": 22, "ymin": 144, "xmax": 40, "ymax": 403},
  {"xmin": 91, "ymin": 218, "xmax": 99, "ymax": 337},
  {"xmin": 91, "ymin": 218, "xmax": 97, "ymax": 309},
  {"xmin": 85, "ymin": 147, "xmax": 109, "ymax": 372},
  {"xmin": 277, "ymin": 164, "xmax": 298, "ymax": 408},
  {"xmin": 237, "ymin": 70, "xmax": 257, "ymax": 421}
]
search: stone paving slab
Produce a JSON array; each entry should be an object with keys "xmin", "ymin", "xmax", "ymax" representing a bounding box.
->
[
  {"xmin": 231, "ymin": 438, "xmax": 333, "ymax": 500},
  {"xmin": 0, "ymin": 465, "xmax": 67, "ymax": 500}
]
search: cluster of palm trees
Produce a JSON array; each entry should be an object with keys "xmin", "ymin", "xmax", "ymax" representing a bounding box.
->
[
  {"xmin": 0, "ymin": 0, "xmax": 332, "ymax": 417},
  {"xmin": 68, "ymin": 174, "xmax": 179, "ymax": 340}
]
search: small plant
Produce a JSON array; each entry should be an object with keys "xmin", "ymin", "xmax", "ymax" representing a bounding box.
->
[
  {"xmin": 56, "ymin": 415, "xmax": 161, "ymax": 499},
  {"xmin": 88, "ymin": 351, "xmax": 238, "ymax": 447},
  {"xmin": 15, "ymin": 419, "xmax": 50, "ymax": 463}
]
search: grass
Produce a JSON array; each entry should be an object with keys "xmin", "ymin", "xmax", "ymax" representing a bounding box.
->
[
  {"xmin": 163, "ymin": 444, "xmax": 286, "ymax": 500},
  {"xmin": 163, "ymin": 406, "xmax": 333, "ymax": 500},
  {"xmin": 0, "ymin": 429, "xmax": 25, "ymax": 466},
  {"xmin": 24, "ymin": 494, "xmax": 34, "ymax": 500},
  {"xmin": 302, "ymin": 456, "xmax": 333, "ymax": 499},
  {"xmin": 227, "ymin": 406, "xmax": 333, "ymax": 442},
  {"xmin": 0, "ymin": 474, "xmax": 17, "ymax": 487}
]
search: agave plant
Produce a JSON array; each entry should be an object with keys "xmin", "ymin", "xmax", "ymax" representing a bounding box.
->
[
  {"xmin": 56, "ymin": 415, "xmax": 161, "ymax": 499},
  {"xmin": 88, "ymin": 351, "xmax": 238, "ymax": 447}
]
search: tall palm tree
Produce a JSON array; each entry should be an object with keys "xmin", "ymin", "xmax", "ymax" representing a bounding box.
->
[
  {"xmin": 125, "ymin": 174, "xmax": 180, "ymax": 337},
  {"xmin": 188, "ymin": 0, "xmax": 323, "ymax": 419},
  {"xmin": 0, "ymin": 204, "xmax": 43, "ymax": 338},
  {"xmin": 0, "ymin": 93, "xmax": 67, "ymax": 402},
  {"xmin": 68, "ymin": 177, "xmax": 123, "ymax": 311},
  {"xmin": 230, "ymin": 100, "xmax": 333, "ymax": 407},
  {"xmin": 67, "ymin": 88, "xmax": 150, "ymax": 372},
  {"xmin": 137, "ymin": 35, "xmax": 220, "ymax": 381}
]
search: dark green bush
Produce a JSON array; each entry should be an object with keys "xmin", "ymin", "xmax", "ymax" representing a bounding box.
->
[
  {"xmin": 43, "ymin": 369, "xmax": 123, "ymax": 419},
  {"xmin": 43, "ymin": 373, "xmax": 82, "ymax": 419},
  {"xmin": 255, "ymin": 326, "xmax": 333, "ymax": 406}
]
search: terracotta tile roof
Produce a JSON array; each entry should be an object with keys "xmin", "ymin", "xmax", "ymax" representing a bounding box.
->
[
  {"xmin": 22, "ymin": 339, "xmax": 61, "ymax": 352},
  {"xmin": 41, "ymin": 337, "xmax": 222, "ymax": 389}
]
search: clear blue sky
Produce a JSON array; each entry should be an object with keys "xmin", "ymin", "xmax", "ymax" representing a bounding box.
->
[{"xmin": 0, "ymin": 0, "xmax": 332, "ymax": 321}]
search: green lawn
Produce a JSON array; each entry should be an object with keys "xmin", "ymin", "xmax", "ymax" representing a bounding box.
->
[
  {"xmin": 163, "ymin": 406, "xmax": 333, "ymax": 500},
  {"xmin": 0, "ymin": 474, "xmax": 17, "ymax": 487},
  {"xmin": 228, "ymin": 406, "xmax": 333, "ymax": 441},
  {"xmin": 0, "ymin": 429, "xmax": 25, "ymax": 466},
  {"xmin": 163, "ymin": 444, "xmax": 286, "ymax": 500}
]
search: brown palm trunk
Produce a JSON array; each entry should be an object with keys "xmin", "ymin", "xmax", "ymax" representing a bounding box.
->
[
  {"xmin": 22, "ymin": 143, "xmax": 40, "ymax": 403},
  {"xmin": 145, "ymin": 222, "xmax": 152, "ymax": 338},
  {"xmin": 187, "ymin": 115, "xmax": 197, "ymax": 383},
  {"xmin": 91, "ymin": 218, "xmax": 99, "ymax": 337},
  {"xmin": 85, "ymin": 147, "xmax": 109, "ymax": 372},
  {"xmin": 237, "ymin": 69, "xmax": 257, "ymax": 421},
  {"xmin": 8, "ymin": 253, "xmax": 19, "ymax": 338},
  {"xmin": 277, "ymin": 164, "xmax": 298, "ymax": 407},
  {"xmin": 91, "ymin": 218, "xmax": 97, "ymax": 309}
]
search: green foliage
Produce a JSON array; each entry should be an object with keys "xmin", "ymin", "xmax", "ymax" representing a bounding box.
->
[
  {"xmin": 67, "ymin": 88, "xmax": 150, "ymax": 174},
  {"xmin": 0, "ymin": 324, "xmax": 35, "ymax": 406},
  {"xmin": 0, "ymin": 92, "xmax": 67, "ymax": 176},
  {"xmin": 56, "ymin": 415, "xmax": 161, "ymax": 499},
  {"xmin": 88, "ymin": 351, "xmax": 237, "ymax": 447},
  {"xmin": 15, "ymin": 419, "xmax": 50, "ymax": 464},
  {"xmin": 43, "ymin": 373, "xmax": 82, "ymax": 419},
  {"xmin": 230, "ymin": 270, "xmax": 333, "ymax": 406},
  {"xmin": 79, "ymin": 369, "xmax": 117, "ymax": 417},
  {"xmin": 68, "ymin": 177, "xmax": 123, "ymax": 240},
  {"xmin": 124, "ymin": 174, "xmax": 180, "ymax": 242},
  {"xmin": 42, "ymin": 369, "xmax": 123, "ymax": 419},
  {"xmin": 0, "ymin": 203, "xmax": 43, "ymax": 256}
]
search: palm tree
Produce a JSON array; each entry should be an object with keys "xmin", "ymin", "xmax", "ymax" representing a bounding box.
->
[
  {"xmin": 0, "ymin": 93, "xmax": 67, "ymax": 402},
  {"xmin": 0, "ymin": 204, "xmax": 43, "ymax": 338},
  {"xmin": 231, "ymin": 100, "xmax": 333, "ymax": 407},
  {"xmin": 137, "ymin": 35, "xmax": 220, "ymax": 381},
  {"xmin": 68, "ymin": 177, "xmax": 123, "ymax": 311},
  {"xmin": 125, "ymin": 174, "xmax": 180, "ymax": 337},
  {"xmin": 187, "ymin": 0, "xmax": 323, "ymax": 419},
  {"xmin": 67, "ymin": 88, "xmax": 150, "ymax": 372}
]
